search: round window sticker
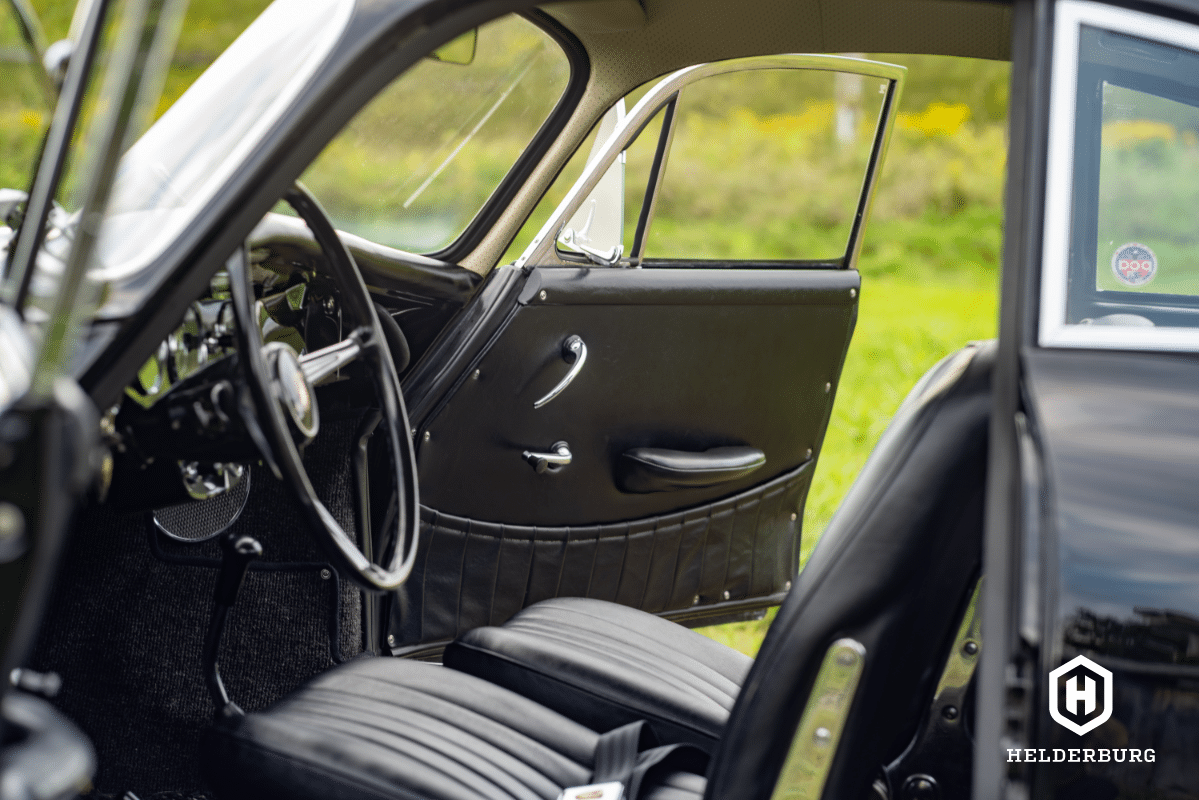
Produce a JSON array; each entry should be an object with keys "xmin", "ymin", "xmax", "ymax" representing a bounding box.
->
[{"xmin": 1111, "ymin": 242, "xmax": 1157, "ymax": 287}]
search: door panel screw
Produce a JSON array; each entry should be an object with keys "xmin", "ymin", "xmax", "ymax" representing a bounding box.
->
[
  {"xmin": 539, "ymin": 290, "xmax": 547, "ymax": 301},
  {"xmin": 320, "ymin": 568, "xmax": 331, "ymax": 580},
  {"xmin": 963, "ymin": 641, "xmax": 978, "ymax": 656}
]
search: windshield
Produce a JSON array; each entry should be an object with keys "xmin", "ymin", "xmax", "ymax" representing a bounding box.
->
[
  {"xmin": 293, "ymin": 15, "xmax": 570, "ymax": 254},
  {"xmin": 90, "ymin": 0, "xmax": 353, "ymax": 283}
]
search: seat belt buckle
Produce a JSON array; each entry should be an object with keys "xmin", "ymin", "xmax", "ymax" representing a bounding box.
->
[{"xmin": 557, "ymin": 781, "xmax": 625, "ymax": 800}]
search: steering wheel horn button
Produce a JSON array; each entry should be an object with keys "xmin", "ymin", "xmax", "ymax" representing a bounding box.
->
[{"xmin": 264, "ymin": 342, "xmax": 319, "ymax": 441}]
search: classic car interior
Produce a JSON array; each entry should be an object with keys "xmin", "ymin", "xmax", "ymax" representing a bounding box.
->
[{"xmin": 2, "ymin": 0, "xmax": 1021, "ymax": 798}]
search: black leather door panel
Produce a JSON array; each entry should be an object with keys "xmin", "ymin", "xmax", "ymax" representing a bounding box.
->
[
  {"xmin": 395, "ymin": 464, "xmax": 810, "ymax": 646},
  {"xmin": 417, "ymin": 266, "xmax": 859, "ymax": 525}
]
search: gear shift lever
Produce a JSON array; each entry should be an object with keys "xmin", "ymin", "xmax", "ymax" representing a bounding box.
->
[{"xmin": 202, "ymin": 531, "xmax": 262, "ymax": 720}]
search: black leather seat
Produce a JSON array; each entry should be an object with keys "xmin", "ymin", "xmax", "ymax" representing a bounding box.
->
[
  {"xmin": 706, "ymin": 340, "xmax": 992, "ymax": 799},
  {"xmin": 445, "ymin": 596, "xmax": 751, "ymax": 749},
  {"xmin": 442, "ymin": 343, "xmax": 993, "ymax": 753},
  {"xmin": 200, "ymin": 342, "xmax": 992, "ymax": 800},
  {"xmin": 200, "ymin": 657, "xmax": 706, "ymax": 800}
]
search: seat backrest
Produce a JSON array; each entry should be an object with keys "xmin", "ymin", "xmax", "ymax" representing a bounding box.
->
[{"xmin": 705, "ymin": 341, "xmax": 994, "ymax": 800}]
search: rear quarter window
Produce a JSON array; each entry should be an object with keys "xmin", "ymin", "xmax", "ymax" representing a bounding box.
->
[{"xmin": 1040, "ymin": 0, "xmax": 1199, "ymax": 349}]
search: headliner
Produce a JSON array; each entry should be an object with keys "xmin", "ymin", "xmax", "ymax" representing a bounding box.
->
[{"xmin": 546, "ymin": 0, "xmax": 1011, "ymax": 91}]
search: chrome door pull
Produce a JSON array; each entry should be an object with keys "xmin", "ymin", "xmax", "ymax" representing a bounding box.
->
[
  {"xmin": 533, "ymin": 335, "xmax": 587, "ymax": 409},
  {"xmin": 522, "ymin": 441, "xmax": 572, "ymax": 474}
]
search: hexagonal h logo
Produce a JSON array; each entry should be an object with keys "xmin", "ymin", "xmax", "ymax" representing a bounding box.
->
[{"xmin": 1049, "ymin": 655, "xmax": 1112, "ymax": 736}]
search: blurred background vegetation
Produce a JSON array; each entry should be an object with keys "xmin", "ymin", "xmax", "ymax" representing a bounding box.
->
[{"xmin": 9, "ymin": 1, "xmax": 1006, "ymax": 654}]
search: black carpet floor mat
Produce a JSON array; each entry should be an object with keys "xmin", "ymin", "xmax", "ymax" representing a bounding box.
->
[{"xmin": 31, "ymin": 416, "xmax": 367, "ymax": 797}]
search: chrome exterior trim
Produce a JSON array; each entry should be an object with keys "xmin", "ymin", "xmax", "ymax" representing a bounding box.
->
[{"xmin": 770, "ymin": 637, "xmax": 867, "ymax": 800}]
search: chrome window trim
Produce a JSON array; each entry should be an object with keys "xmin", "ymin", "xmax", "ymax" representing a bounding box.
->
[
  {"xmin": 515, "ymin": 53, "xmax": 905, "ymax": 270},
  {"xmin": 1039, "ymin": 0, "xmax": 1199, "ymax": 351}
]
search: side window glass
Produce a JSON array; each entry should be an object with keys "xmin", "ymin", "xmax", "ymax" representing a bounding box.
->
[
  {"xmin": 1096, "ymin": 82, "xmax": 1199, "ymax": 296},
  {"xmin": 1040, "ymin": 1, "xmax": 1199, "ymax": 349},
  {"xmin": 641, "ymin": 69, "xmax": 887, "ymax": 262},
  {"xmin": 298, "ymin": 14, "xmax": 570, "ymax": 255},
  {"xmin": 553, "ymin": 102, "xmax": 668, "ymax": 266},
  {"xmin": 505, "ymin": 98, "xmax": 667, "ymax": 267},
  {"xmin": 554, "ymin": 100, "xmax": 626, "ymax": 265}
]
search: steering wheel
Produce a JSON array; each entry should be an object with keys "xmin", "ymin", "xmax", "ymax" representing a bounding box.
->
[{"xmin": 227, "ymin": 182, "xmax": 419, "ymax": 592}]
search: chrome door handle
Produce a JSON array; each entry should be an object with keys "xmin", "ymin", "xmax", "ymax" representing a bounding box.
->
[
  {"xmin": 522, "ymin": 441, "xmax": 572, "ymax": 474},
  {"xmin": 533, "ymin": 335, "xmax": 587, "ymax": 409}
]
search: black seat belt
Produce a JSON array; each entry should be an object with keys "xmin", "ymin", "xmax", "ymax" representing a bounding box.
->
[{"xmin": 567, "ymin": 720, "xmax": 708, "ymax": 800}]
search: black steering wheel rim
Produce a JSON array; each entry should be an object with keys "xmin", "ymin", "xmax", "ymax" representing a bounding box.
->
[{"xmin": 228, "ymin": 182, "xmax": 420, "ymax": 592}]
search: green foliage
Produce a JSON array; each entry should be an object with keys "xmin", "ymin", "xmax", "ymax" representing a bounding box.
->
[
  {"xmin": 25, "ymin": 0, "xmax": 72, "ymax": 41},
  {"xmin": 876, "ymin": 54, "xmax": 1010, "ymax": 125},
  {"xmin": 0, "ymin": 11, "xmax": 52, "ymax": 193}
]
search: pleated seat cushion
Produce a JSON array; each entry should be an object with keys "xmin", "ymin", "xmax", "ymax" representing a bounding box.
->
[
  {"xmin": 200, "ymin": 656, "xmax": 704, "ymax": 800},
  {"xmin": 445, "ymin": 597, "xmax": 753, "ymax": 749}
]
